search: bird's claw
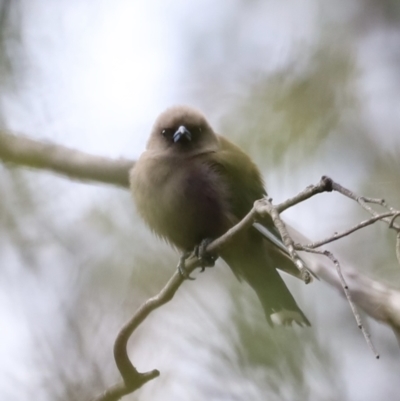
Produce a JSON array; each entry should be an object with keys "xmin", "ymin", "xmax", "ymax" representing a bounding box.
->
[
  {"xmin": 177, "ymin": 240, "xmax": 218, "ymax": 279},
  {"xmin": 195, "ymin": 238, "xmax": 218, "ymax": 273},
  {"xmin": 301, "ymin": 269, "xmax": 312, "ymax": 284},
  {"xmin": 178, "ymin": 251, "xmax": 196, "ymax": 280}
]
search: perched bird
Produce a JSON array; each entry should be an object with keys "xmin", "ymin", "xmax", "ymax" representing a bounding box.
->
[{"xmin": 130, "ymin": 106, "xmax": 310, "ymax": 327}]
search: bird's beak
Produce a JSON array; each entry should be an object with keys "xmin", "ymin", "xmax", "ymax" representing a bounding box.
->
[{"xmin": 173, "ymin": 125, "xmax": 192, "ymax": 143}]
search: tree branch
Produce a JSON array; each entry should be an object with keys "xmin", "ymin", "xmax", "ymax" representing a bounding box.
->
[
  {"xmin": 0, "ymin": 131, "xmax": 133, "ymax": 187},
  {"xmin": 1, "ymin": 133, "xmax": 400, "ymax": 399},
  {"xmin": 99, "ymin": 174, "xmax": 400, "ymax": 399}
]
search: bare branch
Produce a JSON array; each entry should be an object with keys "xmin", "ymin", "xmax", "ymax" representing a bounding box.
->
[
  {"xmin": 396, "ymin": 233, "xmax": 400, "ymax": 268},
  {"xmin": 0, "ymin": 131, "xmax": 134, "ymax": 187},
  {"xmin": 1, "ymin": 134, "xmax": 400, "ymax": 397},
  {"xmin": 94, "ymin": 204, "xmax": 270, "ymax": 401},
  {"xmin": 255, "ymin": 198, "xmax": 312, "ymax": 283},
  {"xmin": 275, "ymin": 175, "xmax": 333, "ymax": 213},
  {"xmin": 330, "ymin": 180, "xmax": 400, "ymax": 231},
  {"xmin": 99, "ymin": 173, "xmax": 400, "ymax": 399},
  {"xmin": 305, "ymin": 212, "xmax": 396, "ymax": 249},
  {"xmin": 300, "ymin": 246, "xmax": 379, "ymax": 358},
  {"xmin": 255, "ymin": 194, "xmax": 380, "ymax": 357},
  {"xmin": 91, "ymin": 371, "xmax": 159, "ymax": 401}
]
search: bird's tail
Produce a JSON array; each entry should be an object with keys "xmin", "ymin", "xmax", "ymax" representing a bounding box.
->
[{"xmin": 222, "ymin": 243, "xmax": 310, "ymax": 327}]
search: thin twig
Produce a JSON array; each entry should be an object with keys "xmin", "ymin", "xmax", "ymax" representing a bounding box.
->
[
  {"xmin": 298, "ymin": 245, "xmax": 379, "ymax": 359},
  {"xmin": 255, "ymin": 198, "xmax": 312, "ymax": 283},
  {"xmin": 389, "ymin": 212, "xmax": 400, "ymax": 229},
  {"xmin": 254, "ymin": 181, "xmax": 381, "ymax": 357},
  {"xmin": 305, "ymin": 212, "xmax": 396, "ymax": 249},
  {"xmin": 274, "ymin": 175, "xmax": 333, "ymax": 213},
  {"xmin": 330, "ymin": 180, "xmax": 400, "ymax": 231}
]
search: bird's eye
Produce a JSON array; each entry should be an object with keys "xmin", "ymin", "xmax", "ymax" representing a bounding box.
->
[
  {"xmin": 161, "ymin": 128, "xmax": 173, "ymax": 138},
  {"xmin": 187, "ymin": 126, "xmax": 202, "ymax": 136}
]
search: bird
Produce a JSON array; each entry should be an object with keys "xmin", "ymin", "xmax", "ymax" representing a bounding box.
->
[{"xmin": 130, "ymin": 105, "xmax": 310, "ymax": 327}]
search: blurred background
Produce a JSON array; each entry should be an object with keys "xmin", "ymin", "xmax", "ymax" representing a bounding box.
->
[{"xmin": 0, "ymin": 0, "xmax": 400, "ymax": 400}]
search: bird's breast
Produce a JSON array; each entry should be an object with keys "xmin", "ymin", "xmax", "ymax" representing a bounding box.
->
[{"xmin": 131, "ymin": 153, "xmax": 232, "ymax": 250}]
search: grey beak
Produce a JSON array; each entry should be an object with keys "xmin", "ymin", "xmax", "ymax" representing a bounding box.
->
[{"xmin": 173, "ymin": 125, "xmax": 192, "ymax": 143}]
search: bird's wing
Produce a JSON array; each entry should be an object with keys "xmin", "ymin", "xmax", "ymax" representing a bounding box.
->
[
  {"xmin": 209, "ymin": 135, "xmax": 266, "ymax": 219},
  {"xmin": 207, "ymin": 135, "xmax": 314, "ymax": 280}
]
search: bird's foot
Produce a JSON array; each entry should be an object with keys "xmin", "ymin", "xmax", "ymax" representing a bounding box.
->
[
  {"xmin": 301, "ymin": 269, "xmax": 312, "ymax": 284},
  {"xmin": 195, "ymin": 238, "xmax": 218, "ymax": 272},
  {"xmin": 177, "ymin": 251, "xmax": 196, "ymax": 280},
  {"xmin": 177, "ymin": 239, "xmax": 218, "ymax": 279}
]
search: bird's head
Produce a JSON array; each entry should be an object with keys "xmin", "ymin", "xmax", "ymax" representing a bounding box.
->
[{"xmin": 147, "ymin": 106, "xmax": 219, "ymax": 154}]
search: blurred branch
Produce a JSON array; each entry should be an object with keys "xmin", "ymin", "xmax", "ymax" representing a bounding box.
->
[
  {"xmin": 1, "ymin": 134, "xmax": 400, "ymax": 395},
  {"xmin": 0, "ymin": 131, "xmax": 134, "ymax": 187}
]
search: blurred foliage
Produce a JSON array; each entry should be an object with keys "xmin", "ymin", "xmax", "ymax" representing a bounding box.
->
[
  {"xmin": 0, "ymin": 0, "xmax": 23, "ymax": 102},
  {"xmin": 220, "ymin": 40, "xmax": 358, "ymax": 167},
  {"xmin": 1, "ymin": 1, "xmax": 400, "ymax": 401},
  {"xmin": 0, "ymin": 166, "xmax": 178, "ymax": 400},
  {"xmin": 212, "ymin": 284, "xmax": 346, "ymax": 401},
  {"xmin": 0, "ymin": 1, "xmax": 14, "ymax": 86}
]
